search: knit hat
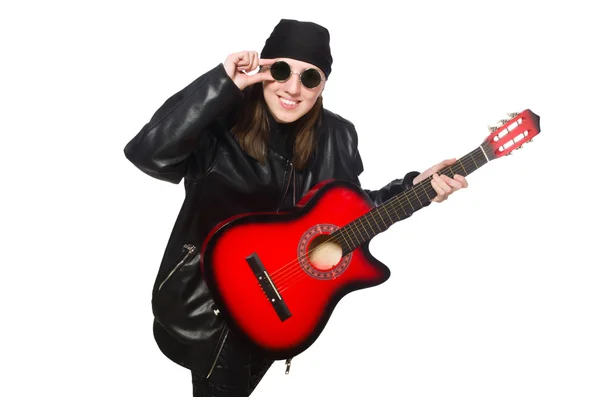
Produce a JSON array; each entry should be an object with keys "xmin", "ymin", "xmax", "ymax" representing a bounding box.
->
[{"xmin": 260, "ymin": 19, "xmax": 333, "ymax": 78}]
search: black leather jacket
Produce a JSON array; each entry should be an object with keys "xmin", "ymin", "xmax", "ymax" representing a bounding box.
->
[{"xmin": 124, "ymin": 63, "xmax": 420, "ymax": 378}]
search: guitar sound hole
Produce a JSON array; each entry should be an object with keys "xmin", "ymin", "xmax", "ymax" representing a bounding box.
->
[
  {"xmin": 298, "ymin": 224, "xmax": 351, "ymax": 280},
  {"xmin": 307, "ymin": 234, "xmax": 342, "ymax": 270}
]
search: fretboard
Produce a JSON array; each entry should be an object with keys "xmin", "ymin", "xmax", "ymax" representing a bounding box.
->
[{"xmin": 332, "ymin": 142, "xmax": 494, "ymax": 254}]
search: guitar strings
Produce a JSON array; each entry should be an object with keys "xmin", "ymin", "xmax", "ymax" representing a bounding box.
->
[
  {"xmin": 276, "ymin": 129, "xmax": 535, "ymax": 294},
  {"xmin": 276, "ymin": 135, "xmax": 534, "ymax": 293},
  {"xmin": 271, "ymin": 148, "xmax": 488, "ymax": 293},
  {"xmin": 270, "ymin": 179, "xmax": 446, "ymax": 292},
  {"xmin": 266, "ymin": 142, "xmax": 492, "ymax": 293},
  {"xmin": 272, "ymin": 171, "xmax": 474, "ymax": 291},
  {"xmin": 271, "ymin": 144, "xmax": 489, "ymax": 282}
]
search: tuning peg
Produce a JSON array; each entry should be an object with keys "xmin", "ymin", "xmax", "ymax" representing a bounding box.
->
[
  {"xmin": 498, "ymin": 119, "xmax": 510, "ymax": 125},
  {"xmin": 488, "ymin": 125, "xmax": 498, "ymax": 132},
  {"xmin": 507, "ymin": 112, "xmax": 519, "ymax": 118}
]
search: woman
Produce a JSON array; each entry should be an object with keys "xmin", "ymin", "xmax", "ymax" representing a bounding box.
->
[{"xmin": 124, "ymin": 19, "xmax": 467, "ymax": 397}]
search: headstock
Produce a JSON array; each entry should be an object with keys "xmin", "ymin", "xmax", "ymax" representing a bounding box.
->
[{"xmin": 483, "ymin": 109, "xmax": 541, "ymax": 160}]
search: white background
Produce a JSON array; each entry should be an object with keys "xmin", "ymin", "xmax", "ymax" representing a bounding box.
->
[{"xmin": 2, "ymin": 0, "xmax": 599, "ymax": 396}]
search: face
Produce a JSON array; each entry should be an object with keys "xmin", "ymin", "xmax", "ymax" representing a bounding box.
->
[{"xmin": 262, "ymin": 58, "xmax": 326, "ymax": 123}]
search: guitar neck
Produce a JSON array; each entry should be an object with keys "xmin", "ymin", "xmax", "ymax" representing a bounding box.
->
[{"xmin": 335, "ymin": 142, "xmax": 494, "ymax": 254}]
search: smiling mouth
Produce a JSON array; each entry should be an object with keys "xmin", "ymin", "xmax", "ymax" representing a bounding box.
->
[{"xmin": 279, "ymin": 96, "xmax": 300, "ymax": 109}]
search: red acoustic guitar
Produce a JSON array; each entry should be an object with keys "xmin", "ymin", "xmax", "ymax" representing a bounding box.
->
[{"xmin": 200, "ymin": 109, "xmax": 541, "ymax": 361}]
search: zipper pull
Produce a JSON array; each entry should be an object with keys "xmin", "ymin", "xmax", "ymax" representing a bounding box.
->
[
  {"xmin": 285, "ymin": 358, "xmax": 292, "ymax": 374},
  {"xmin": 292, "ymin": 167, "xmax": 296, "ymax": 206}
]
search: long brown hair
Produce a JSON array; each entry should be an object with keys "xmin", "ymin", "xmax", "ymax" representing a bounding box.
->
[{"xmin": 231, "ymin": 84, "xmax": 323, "ymax": 170}]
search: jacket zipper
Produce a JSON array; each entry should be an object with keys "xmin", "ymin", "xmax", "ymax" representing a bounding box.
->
[
  {"xmin": 156, "ymin": 242, "xmax": 227, "ymax": 379},
  {"xmin": 277, "ymin": 162, "xmax": 296, "ymax": 373},
  {"xmin": 276, "ymin": 160, "xmax": 294, "ymax": 211},
  {"xmin": 207, "ymin": 157, "xmax": 297, "ymax": 377},
  {"xmin": 206, "ymin": 327, "xmax": 229, "ymax": 379},
  {"xmin": 157, "ymin": 244, "xmax": 196, "ymax": 291},
  {"xmin": 292, "ymin": 165, "xmax": 296, "ymax": 206}
]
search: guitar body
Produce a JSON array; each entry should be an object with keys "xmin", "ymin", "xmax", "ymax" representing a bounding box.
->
[
  {"xmin": 201, "ymin": 109, "xmax": 541, "ymax": 361},
  {"xmin": 201, "ymin": 180, "xmax": 390, "ymax": 360}
]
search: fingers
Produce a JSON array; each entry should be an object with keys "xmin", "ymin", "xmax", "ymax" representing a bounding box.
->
[
  {"xmin": 259, "ymin": 58, "xmax": 277, "ymax": 66},
  {"xmin": 430, "ymin": 173, "xmax": 468, "ymax": 202},
  {"xmin": 432, "ymin": 158, "xmax": 456, "ymax": 173},
  {"xmin": 454, "ymin": 174, "xmax": 468, "ymax": 188},
  {"xmin": 431, "ymin": 173, "xmax": 452, "ymax": 202},
  {"xmin": 235, "ymin": 53, "xmax": 276, "ymax": 73},
  {"xmin": 440, "ymin": 174, "xmax": 464, "ymax": 190},
  {"xmin": 235, "ymin": 51, "xmax": 259, "ymax": 72},
  {"xmin": 419, "ymin": 158, "xmax": 469, "ymax": 203},
  {"xmin": 248, "ymin": 58, "xmax": 278, "ymax": 84},
  {"xmin": 223, "ymin": 51, "xmax": 275, "ymax": 90},
  {"xmin": 225, "ymin": 51, "xmax": 258, "ymax": 72},
  {"xmin": 224, "ymin": 51, "xmax": 276, "ymax": 89},
  {"xmin": 246, "ymin": 69, "xmax": 275, "ymax": 86}
]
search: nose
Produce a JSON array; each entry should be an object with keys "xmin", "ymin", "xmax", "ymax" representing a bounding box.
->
[{"xmin": 283, "ymin": 73, "xmax": 302, "ymax": 96}]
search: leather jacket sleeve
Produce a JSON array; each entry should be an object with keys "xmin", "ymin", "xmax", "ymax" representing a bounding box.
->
[{"xmin": 124, "ymin": 63, "xmax": 243, "ymax": 184}]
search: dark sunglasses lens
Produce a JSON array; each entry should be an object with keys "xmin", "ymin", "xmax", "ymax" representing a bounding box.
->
[
  {"xmin": 270, "ymin": 61, "xmax": 291, "ymax": 81},
  {"xmin": 301, "ymin": 69, "xmax": 322, "ymax": 88}
]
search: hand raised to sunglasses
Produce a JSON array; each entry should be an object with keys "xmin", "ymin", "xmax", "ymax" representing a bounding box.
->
[{"xmin": 224, "ymin": 51, "xmax": 276, "ymax": 91}]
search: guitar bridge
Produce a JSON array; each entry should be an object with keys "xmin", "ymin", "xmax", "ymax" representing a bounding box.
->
[{"xmin": 246, "ymin": 252, "xmax": 292, "ymax": 322}]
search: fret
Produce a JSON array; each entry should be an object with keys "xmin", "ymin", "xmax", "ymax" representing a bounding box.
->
[
  {"xmin": 348, "ymin": 222, "xmax": 360, "ymax": 246},
  {"xmin": 354, "ymin": 219, "xmax": 369, "ymax": 241},
  {"xmin": 414, "ymin": 187, "xmax": 427, "ymax": 206},
  {"xmin": 341, "ymin": 228, "xmax": 354, "ymax": 249},
  {"xmin": 413, "ymin": 187, "xmax": 425, "ymax": 207},
  {"xmin": 381, "ymin": 205, "xmax": 392, "ymax": 226},
  {"xmin": 375, "ymin": 208, "xmax": 388, "ymax": 230},
  {"xmin": 338, "ymin": 228, "xmax": 354, "ymax": 249},
  {"xmin": 367, "ymin": 209, "xmax": 383, "ymax": 234},
  {"xmin": 339, "ymin": 144, "xmax": 494, "ymax": 252},
  {"xmin": 340, "ymin": 230, "xmax": 351, "ymax": 252},
  {"xmin": 389, "ymin": 201, "xmax": 400, "ymax": 219},
  {"xmin": 384, "ymin": 199, "xmax": 397, "ymax": 222},
  {"xmin": 336, "ymin": 230, "xmax": 351, "ymax": 255},
  {"xmin": 457, "ymin": 159, "xmax": 468, "ymax": 175},
  {"xmin": 370, "ymin": 208, "xmax": 383, "ymax": 233},
  {"xmin": 366, "ymin": 213, "xmax": 378, "ymax": 234},
  {"xmin": 406, "ymin": 193, "xmax": 416, "ymax": 211},
  {"xmin": 417, "ymin": 181, "xmax": 434, "ymax": 201},
  {"xmin": 346, "ymin": 221, "xmax": 356, "ymax": 242},
  {"xmin": 365, "ymin": 216, "xmax": 376, "ymax": 235},
  {"xmin": 397, "ymin": 196, "xmax": 409, "ymax": 216},
  {"xmin": 469, "ymin": 152, "xmax": 479, "ymax": 170}
]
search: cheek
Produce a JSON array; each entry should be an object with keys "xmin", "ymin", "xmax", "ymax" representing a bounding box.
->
[
  {"xmin": 262, "ymin": 83, "xmax": 272, "ymax": 98},
  {"xmin": 262, "ymin": 87, "xmax": 278, "ymax": 108},
  {"xmin": 301, "ymin": 93, "xmax": 320, "ymax": 110},
  {"xmin": 305, "ymin": 85, "xmax": 324, "ymax": 104}
]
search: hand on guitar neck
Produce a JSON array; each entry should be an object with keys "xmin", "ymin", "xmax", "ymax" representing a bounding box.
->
[
  {"xmin": 201, "ymin": 110, "xmax": 541, "ymax": 361},
  {"xmin": 413, "ymin": 158, "xmax": 469, "ymax": 203}
]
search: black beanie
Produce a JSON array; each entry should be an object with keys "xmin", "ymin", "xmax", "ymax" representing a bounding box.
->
[{"xmin": 260, "ymin": 19, "xmax": 333, "ymax": 79}]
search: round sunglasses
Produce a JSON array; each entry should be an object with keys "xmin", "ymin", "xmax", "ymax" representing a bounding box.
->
[{"xmin": 266, "ymin": 61, "xmax": 324, "ymax": 89}]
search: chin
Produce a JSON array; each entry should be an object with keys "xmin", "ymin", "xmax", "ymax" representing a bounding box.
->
[
  {"xmin": 268, "ymin": 105, "xmax": 304, "ymax": 123},
  {"xmin": 273, "ymin": 112, "xmax": 301, "ymax": 123}
]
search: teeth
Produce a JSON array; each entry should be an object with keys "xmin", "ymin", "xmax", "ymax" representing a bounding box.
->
[{"xmin": 281, "ymin": 98, "xmax": 297, "ymax": 106}]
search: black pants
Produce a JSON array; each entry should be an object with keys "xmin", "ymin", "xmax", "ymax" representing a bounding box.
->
[{"xmin": 192, "ymin": 330, "xmax": 274, "ymax": 397}]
